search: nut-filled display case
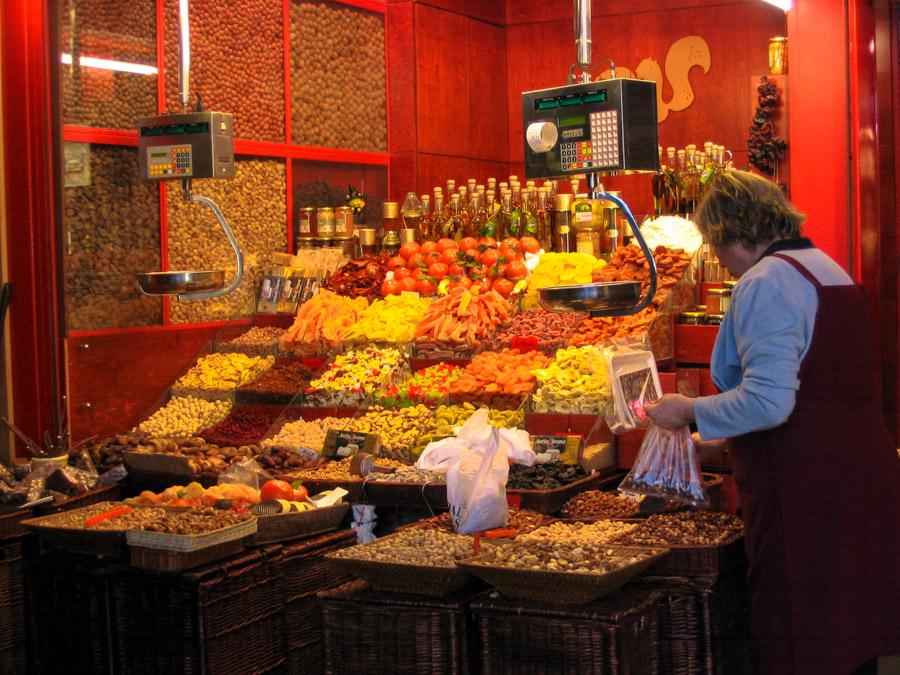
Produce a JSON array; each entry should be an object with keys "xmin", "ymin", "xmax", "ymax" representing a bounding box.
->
[{"xmin": 56, "ymin": 0, "xmax": 391, "ymax": 441}]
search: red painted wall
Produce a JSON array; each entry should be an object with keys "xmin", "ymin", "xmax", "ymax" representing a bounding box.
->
[{"xmin": 787, "ymin": 0, "xmax": 851, "ymax": 270}]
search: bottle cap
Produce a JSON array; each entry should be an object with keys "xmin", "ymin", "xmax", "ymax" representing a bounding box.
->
[
  {"xmin": 359, "ymin": 228, "xmax": 377, "ymax": 245},
  {"xmin": 556, "ymin": 193, "xmax": 573, "ymax": 210}
]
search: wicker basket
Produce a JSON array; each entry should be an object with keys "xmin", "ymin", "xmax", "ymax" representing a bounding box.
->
[
  {"xmin": 508, "ymin": 471, "xmax": 606, "ymax": 515},
  {"xmin": 25, "ymin": 551, "xmax": 118, "ymax": 674},
  {"xmin": 458, "ymin": 546, "xmax": 669, "ymax": 605},
  {"xmin": 130, "ymin": 538, "xmax": 246, "ymax": 572},
  {"xmin": 471, "ymin": 584, "xmax": 661, "ymax": 675},
  {"xmin": 22, "ymin": 501, "xmax": 130, "ymax": 557},
  {"xmin": 32, "ymin": 482, "xmax": 124, "ymax": 517},
  {"xmin": 111, "ymin": 545, "xmax": 285, "ymax": 675},
  {"xmin": 320, "ymin": 579, "xmax": 479, "ymax": 675},
  {"xmin": 276, "ymin": 529, "xmax": 357, "ymax": 669},
  {"xmin": 125, "ymin": 517, "xmax": 257, "ymax": 552},
  {"xmin": 0, "ymin": 509, "xmax": 31, "ymax": 540},
  {"xmin": 248, "ymin": 502, "xmax": 348, "ymax": 546},
  {"xmin": 326, "ymin": 553, "xmax": 478, "ymax": 597},
  {"xmin": 0, "ymin": 538, "xmax": 25, "ymax": 658}
]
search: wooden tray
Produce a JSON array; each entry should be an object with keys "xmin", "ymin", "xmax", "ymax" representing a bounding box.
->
[
  {"xmin": 248, "ymin": 502, "xmax": 349, "ymax": 546},
  {"xmin": 508, "ymin": 471, "xmax": 605, "ymax": 515},
  {"xmin": 126, "ymin": 518, "xmax": 257, "ymax": 552},
  {"xmin": 22, "ymin": 501, "xmax": 130, "ymax": 556},
  {"xmin": 359, "ymin": 479, "xmax": 449, "ymax": 510},
  {"xmin": 458, "ymin": 545, "xmax": 670, "ymax": 604},
  {"xmin": 130, "ymin": 538, "xmax": 246, "ymax": 572},
  {"xmin": 123, "ymin": 451, "xmax": 197, "ymax": 481}
]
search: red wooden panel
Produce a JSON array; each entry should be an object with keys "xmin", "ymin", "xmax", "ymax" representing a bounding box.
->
[
  {"xmin": 386, "ymin": 2, "xmax": 417, "ymax": 155},
  {"xmin": 617, "ymin": 429, "xmax": 645, "ymax": 469},
  {"xmin": 505, "ymin": 2, "xmax": 784, "ymax": 172},
  {"xmin": 659, "ymin": 372, "xmax": 678, "ymax": 395},
  {"xmin": 66, "ymin": 326, "xmax": 236, "ymax": 442},
  {"xmin": 675, "ymin": 367, "xmax": 701, "ymax": 398},
  {"xmin": 674, "ymin": 324, "xmax": 718, "ymax": 365},
  {"xmin": 405, "ymin": 0, "xmax": 505, "ymax": 26},
  {"xmin": 505, "ymin": 0, "xmax": 763, "ymax": 26},
  {"xmin": 466, "ymin": 19, "xmax": 509, "ymax": 163},
  {"xmin": 698, "ymin": 368, "xmax": 719, "ymax": 397},
  {"xmin": 788, "ymin": 0, "xmax": 850, "ymax": 269},
  {"xmin": 390, "ymin": 151, "xmax": 418, "ymax": 200},
  {"xmin": 416, "ymin": 5, "xmax": 470, "ymax": 156},
  {"xmin": 2, "ymin": 0, "xmax": 62, "ymax": 454}
]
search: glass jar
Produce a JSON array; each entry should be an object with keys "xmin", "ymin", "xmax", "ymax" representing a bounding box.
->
[
  {"xmin": 706, "ymin": 312, "xmax": 725, "ymax": 326},
  {"xmin": 358, "ymin": 228, "xmax": 378, "ymax": 257},
  {"xmin": 678, "ymin": 311, "xmax": 706, "ymax": 325},
  {"xmin": 334, "ymin": 206, "xmax": 354, "ymax": 237},
  {"xmin": 316, "ymin": 207, "xmax": 336, "ymax": 237},
  {"xmin": 554, "ymin": 193, "xmax": 574, "ymax": 253},
  {"xmin": 705, "ymin": 288, "xmax": 726, "ymax": 314}
]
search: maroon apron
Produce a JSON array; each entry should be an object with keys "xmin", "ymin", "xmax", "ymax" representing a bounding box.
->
[{"xmin": 729, "ymin": 253, "xmax": 900, "ymax": 675}]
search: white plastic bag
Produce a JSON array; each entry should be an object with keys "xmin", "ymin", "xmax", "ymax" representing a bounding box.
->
[
  {"xmin": 447, "ymin": 426, "xmax": 509, "ymax": 535},
  {"xmin": 416, "ymin": 437, "xmax": 468, "ymax": 473}
]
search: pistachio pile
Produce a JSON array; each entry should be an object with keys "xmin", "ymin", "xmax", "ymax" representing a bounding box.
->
[
  {"xmin": 370, "ymin": 467, "xmax": 445, "ymax": 484},
  {"xmin": 469, "ymin": 540, "xmax": 659, "ymax": 574},
  {"xmin": 288, "ymin": 457, "xmax": 408, "ymax": 481},
  {"xmin": 332, "ymin": 529, "xmax": 473, "ymax": 568},
  {"xmin": 136, "ymin": 397, "xmax": 232, "ymax": 438},
  {"xmin": 519, "ymin": 520, "xmax": 638, "ymax": 545},
  {"xmin": 262, "ymin": 416, "xmax": 346, "ymax": 453}
]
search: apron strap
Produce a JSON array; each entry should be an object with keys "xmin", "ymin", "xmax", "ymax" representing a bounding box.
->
[{"xmin": 770, "ymin": 253, "xmax": 822, "ymax": 289}]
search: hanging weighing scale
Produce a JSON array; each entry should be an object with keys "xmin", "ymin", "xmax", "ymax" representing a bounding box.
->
[
  {"xmin": 135, "ymin": 0, "xmax": 243, "ymax": 299},
  {"xmin": 525, "ymin": 0, "xmax": 659, "ymax": 317}
]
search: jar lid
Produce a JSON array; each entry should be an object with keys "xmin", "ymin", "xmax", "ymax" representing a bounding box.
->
[
  {"xmin": 299, "ymin": 206, "xmax": 315, "ymax": 212},
  {"xmin": 695, "ymin": 305, "xmax": 707, "ymax": 312},
  {"xmin": 317, "ymin": 206, "xmax": 334, "ymax": 213},
  {"xmin": 723, "ymin": 280, "xmax": 737, "ymax": 289},
  {"xmin": 707, "ymin": 288, "xmax": 726, "ymax": 296},
  {"xmin": 359, "ymin": 228, "xmax": 377, "ymax": 245},
  {"xmin": 382, "ymin": 201, "xmax": 399, "ymax": 218},
  {"xmin": 399, "ymin": 228, "xmax": 417, "ymax": 244},
  {"xmin": 332, "ymin": 236, "xmax": 354, "ymax": 242},
  {"xmin": 707, "ymin": 312, "xmax": 725, "ymax": 319},
  {"xmin": 681, "ymin": 311, "xmax": 706, "ymax": 319}
]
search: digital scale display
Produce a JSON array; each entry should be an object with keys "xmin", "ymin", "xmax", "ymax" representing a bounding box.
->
[
  {"xmin": 140, "ymin": 122, "xmax": 210, "ymax": 137},
  {"xmin": 534, "ymin": 88, "xmax": 607, "ymax": 111}
]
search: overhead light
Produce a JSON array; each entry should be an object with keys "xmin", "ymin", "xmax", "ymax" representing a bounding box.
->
[
  {"xmin": 60, "ymin": 53, "xmax": 158, "ymax": 76},
  {"xmin": 761, "ymin": 0, "xmax": 792, "ymax": 10}
]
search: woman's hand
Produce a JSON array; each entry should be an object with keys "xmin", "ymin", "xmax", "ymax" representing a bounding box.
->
[
  {"xmin": 691, "ymin": 432, "xmax": 729, "ymax": 464},
  {"xmin": 645, "ymin": 394, "xmax": 696, "ymax": 430}
]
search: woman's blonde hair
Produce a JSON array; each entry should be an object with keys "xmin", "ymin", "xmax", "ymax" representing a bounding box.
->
[{"xmin": 694, "ymin": 170, "xmax": 805, "ymax": 248}]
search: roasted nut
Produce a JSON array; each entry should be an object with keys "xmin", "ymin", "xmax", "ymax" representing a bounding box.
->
[
  {"xmin": 64, "ymin": 146, "xmax": 162, "ymax": 330},
  {"xmin": 167, "ymin": 159, "xmax": 287, "ymax": 324},
  {"xmin": 561, "ymin": 490, "xmax": 640, "ymax": 519},
  {"xmin": 290, "ymin": 2, "xmax": 386, "ymax": 151},
  {"xmin": 164, "ymin": 0, "xmax": 284, "ymax": 141},
  {"xmin": 61, "ymin": 0, "xmax": 157, "ymax": 129},
  {"xmin": 611, "ymin": 510, "xmax": 744, "ymax": 546},
  {"xmin": 136, "ymin": 396, "xmax": 232, "ymax": 438},
  {"xmin": 519, "ymin": 520, "xmax": 638, "ymax": 545},
  {"xmin": 332, "ymin": 529, "xmax": 473, "ymax": 567}
]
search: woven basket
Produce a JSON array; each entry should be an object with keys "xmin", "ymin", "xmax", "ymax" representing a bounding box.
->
[
  {"xmin": 247, "ymin": 502, "xmax": 348, "ymax": 546},
  {"xmin": 320, "ymin": 579, "xmax": 478, "ymax": 675},
  {"xmin": 130, "ymin": 538, "xmax": 246, "ymax": 573},
  {"xmin": 0, "ymin": 509, "xmax": 31, "ymax": 540},
  {"xmin": 360, "ymin": 478, "xmax": 449, "ymax": 510},
  {"xmin": 32, "ymin": 483, "xmax": 124, "ymax": 517},
  {"xmin": 276, "ymin": 529, "xmax": 357, "ymax": 658},
  {"xmin": 0, "ymin": 538, "xmax": 24, "ymax": 656},
  {"xmin": 471, "ymin": 584, "xmax": 660, "ymax": 675},
  {"xmin": 111, "ymin": 545, "xmax": 285, "ymax": 675},
  {"xmin": 326, "ymin": 553, "xmax": 477, "ymax": 597},
  {"xmin": 458, "ymin": 545, "xmax": 669, "ymax": 604},
  {"xmin": 508, "ymin": 471, "xmax": 605, "ymax": 515},
  {"xmin": 22, "ymin": 501, "xmax": 130, "ymax": 557},
  {"xmin": 125, "ymin": 517, "xmax": 257, "ymax": 552},
  {"xmin": 25, "ymin": 552, "xmax": 118, "ymax": 674}
]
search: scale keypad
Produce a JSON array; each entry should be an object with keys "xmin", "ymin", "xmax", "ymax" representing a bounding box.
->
[
  {"xmin": 558, "ymin": 110, "xmax": 620, "ymax": 171},
  {"xmin": 148, "ymin": 145, "xmax": 193, "ymax": 177}
]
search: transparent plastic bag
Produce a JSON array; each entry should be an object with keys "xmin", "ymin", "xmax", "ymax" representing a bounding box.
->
[
  {"xmin": 217, "ymin": 458, "xmax": 273, "ymax": 490},
  {"xmin": 618, "ymin": 424, "xmax": 709, "ymax": 507},
  {"xmin": 603, "ymin": 341, "xmax": 662, "ymax": 434}
]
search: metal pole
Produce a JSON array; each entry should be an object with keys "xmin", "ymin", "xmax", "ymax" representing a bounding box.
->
[
  {"xmin": 574, "ymin": 0, "xmax": 591, "ymax": 82},
  {"xmin": 178, "ymin": 0, "xmax": 191, "ymax": 108}
]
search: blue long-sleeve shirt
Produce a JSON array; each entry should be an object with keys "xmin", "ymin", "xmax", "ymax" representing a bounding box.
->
[{"xmin": 694, "ymin": 245, "xmax": 853, "ymax": 440}]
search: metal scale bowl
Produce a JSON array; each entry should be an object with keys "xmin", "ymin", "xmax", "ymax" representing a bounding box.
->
[{"xmin": 538, "ymin": 191, "xmax": 657, "ymax": 317}]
